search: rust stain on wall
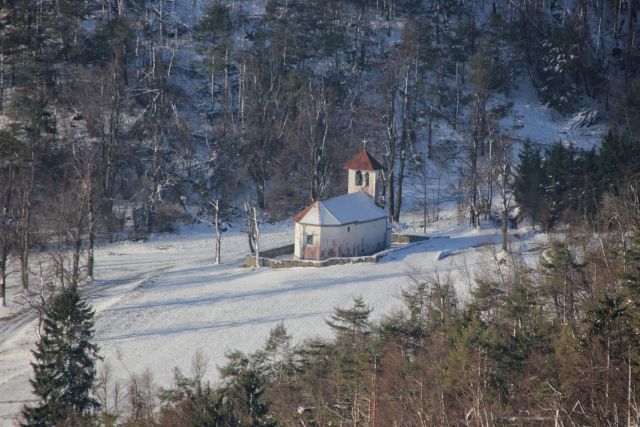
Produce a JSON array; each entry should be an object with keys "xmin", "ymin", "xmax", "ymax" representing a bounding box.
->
[{"xmin": 304, "ymin": 243, "xmax": 321, "ymax": 260}]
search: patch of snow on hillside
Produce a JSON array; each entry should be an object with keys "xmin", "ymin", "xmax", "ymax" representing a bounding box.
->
[{"xmin": 502, "ymin": 77, "xmax": 606, "ymax": 149}]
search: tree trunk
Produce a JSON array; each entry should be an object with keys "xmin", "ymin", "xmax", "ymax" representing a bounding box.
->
[
  {"xmin": 470, "ymin": 136, "xmax": 479, "ymax": 228},
  {"xmin": 393, "ymin": 68, "xmax": 411, "ymax": 223},
  {"xmin": 500, "ymin": 143, "xmax": 510, "ymax": 252},
  {"xmin": 256, "ymin": 177, "xmax": 266, "ymax": 210},
  {"xmin": 0, "ymin": 252, "xmax": 7, "ymax": 306},
  {"xmin": 422, "ymin": 166, "xmax": 428, "ymax": 233},
  {"xmin": 18, "ymin": 163, "xmax": 35, "ymax": 292},
  {"xmin": 0, "ymin": 164, "xmax": 13, "ymax": 305},
  {"xmin": 428, "ymin": 106, "xmax": 433, "ymax": 159},
  {"xmin": 72, "ymin": 230, "xmax": 83, "ymax": 286},
  {"xmin": 71, "ymin": 204, "xmax": 86, "ymax": 287},
  {"xmin": 394, "ymin": 147, "xmax": 406, "ymax": 222},
  {"xmin": 0, "ymin": 51, "xmax": 4, "ymax": 114},
  {"xmin": 624, "ymin": 0, "xmax": 636, "ymax": 93},
  {"xmin": 628, "ymin": 346, "xmax": 633, "ymax": 427},
  {"xmin": 501, "ymin": 197, "xmax": 508, "ymax": 252},
  {"xmin": 311, "ymin": 95, "xmax": 330, "ymax": 202},
  {"xmin": 487, "ymin": 137, "xmax": 493, "ymax": 220},
  {"xmin": 245, "ymin": 201, "xmax": 256, "ymax": 254},
  {"xmin": 454, "ymin": 62, "xmax": 460, "ymax": 129},
  {"xmin": 148, "ymin": 129, "xmax": 163, "ymax": 233},
  {"xmin": 102, "ymin": 68, "xmax": 121, "ymax": 223},
  {"xmin": 20, "ymin": 240, "xmax": 29, "ymax": 292},
  {"xmin": 87, "ymin": 200, "xmax": 95, "ymax": 280},
  {"xmin": 213, "ymin": 199, "xmax": 221, "ymax": 265},
  {"xmin": 215, "ymin": 231, "xmax": 221, "ymax": 265},
  {"xmin": 253, "ymin": 206, "xmax": 260, "ymax": 268},
  {"xmin": 240, "ymin": 59, "xmax": 246, "ymax": 126},
  {"xmin": 384, "ymin": 65, "xmax": 398, "ymax": 221},
  {"xmin": 386, "ymin": 172, "xmax": 395, "ymax": 221}
]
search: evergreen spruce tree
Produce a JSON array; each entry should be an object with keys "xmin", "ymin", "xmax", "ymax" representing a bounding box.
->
[
  {"xmin": 158, "ymin": 367, "xmax": 225, "ymax": 427},
  {"xmin": 542, "ymin": 143, "xmax": 575, "ymax": 229},
  {"xmin": 535, "ymin": 23, "xmax": 581, "ymax": 113},
  {"xmin": 218, "ymin": 351, "xmax": 275, "ymax": 427},
  {"xmin": 22, "ymin": 285, "xmax": 101, "ymax": 426},
  {"xmin": 540, "ymin": 241, "xmax": 586, "ymax": 326},
  {"xmin": 514, "ymin": 141, "xmax": 545, "ymax": 227},
  {"xmin": 599, "ymin": 131, "xmax": 640, "ymax": 193},
  {"xmin": 574, "ymin": 147, "xmax": 601, "ymax": 219},
  {"xmin": 324, "ymin": 297, "xmax": 375, "ymax": 424},
  {"xmin": 325, "ymin": 296, "xmax": 372, "ymax": 343},
  {"xmin": 255, "ymin": 322, "xmax": 296, "ymax": 382}
]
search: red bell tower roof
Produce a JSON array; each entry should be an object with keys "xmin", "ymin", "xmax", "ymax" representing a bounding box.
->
[{"xmin": 344, "ymin": 150, "xmax": 383, "ymax": 171}]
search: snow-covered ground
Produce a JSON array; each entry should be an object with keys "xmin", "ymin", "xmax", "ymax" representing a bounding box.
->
[{"xmin": 0, "ymin": 210, "xmax": 544, "ymax": 425}]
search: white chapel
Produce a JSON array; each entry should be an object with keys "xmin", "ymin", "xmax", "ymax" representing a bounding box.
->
[{"xmin": 292, "ymin": 150, "xmax": 390, "ymax": 260}]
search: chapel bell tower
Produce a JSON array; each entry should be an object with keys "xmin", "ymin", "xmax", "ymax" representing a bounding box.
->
[{"xmin": 345, "ymin": 150, "xmax": 383, "ymax": 204}]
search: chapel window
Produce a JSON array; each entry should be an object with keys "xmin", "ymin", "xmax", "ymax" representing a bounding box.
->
[
  {"xmin": 355, "ymin": 170, "xmax": 363, "ymax": 186},
  {"xmin": 365, "ymin": 172, "xmax": 370, "ymax": 186}
]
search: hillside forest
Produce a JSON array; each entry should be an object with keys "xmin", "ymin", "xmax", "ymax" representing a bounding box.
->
[{"xmin": 1, "ymin": 0, "xmax": 640, "ymax": 425}]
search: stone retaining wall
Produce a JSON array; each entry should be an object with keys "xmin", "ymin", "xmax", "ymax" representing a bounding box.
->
[
  {"xmin": 243, "ymin": 234, "xmax": 431, "ymax": 269},
  {"xmin": 245, "ymin": 251, "xmax": 382, "ymax": 269},
  {"xmin": 391, "ymin": 233, "xmax": 430, "ymax": 244},
  {"xmin": 244, "ymin": 244, "xmax": 294, "ymax": 267}
]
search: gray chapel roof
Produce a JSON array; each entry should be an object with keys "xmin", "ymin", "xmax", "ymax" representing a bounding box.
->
[{"xmin": 293, "ymin": 192, "xmax": 387, "ymax": 226}]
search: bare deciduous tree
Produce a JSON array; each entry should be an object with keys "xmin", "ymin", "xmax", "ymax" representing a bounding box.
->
[
  {"xmin": 494, "ymin": 133, "xmax": 514, "ymax": 252},
  {"xmin": 0, "ymin": 132, "xmax": 17, "ymax": 306},
  {"xmin": 244, "ymin": 201, "xmax": 260, "ymax": 268}
]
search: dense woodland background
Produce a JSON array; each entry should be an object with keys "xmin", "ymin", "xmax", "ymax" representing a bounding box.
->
[{"xmin": 1, "ymin": 0, "xmax": 640, "ymax": 425}]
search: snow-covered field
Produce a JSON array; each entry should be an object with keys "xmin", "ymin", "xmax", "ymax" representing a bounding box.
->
[{"xmin": 0, "ymin": 211, "xmax": 543, "ymax": 425}]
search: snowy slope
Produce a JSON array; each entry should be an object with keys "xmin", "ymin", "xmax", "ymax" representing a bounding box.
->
[
  {"xmin": 502, "ymin": 77, "xmax": 606, "ymax": 150},
  {"xmin": 0, "ymin": 213, "xmax": 543, "ymax": 425}
]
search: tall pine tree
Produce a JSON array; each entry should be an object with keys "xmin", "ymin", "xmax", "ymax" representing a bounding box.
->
[
  {"xmin": 514, "ymin": 141, "xmax": 545, "ymax": 227},
  {"xmin": 218, "ymin": 351, "xmax": 275, "ymax": 427},
  {"xmin": 22, "ymin": 285, "xmax": 101, "ymax": 426},
  {"xmin": 325, "ymin": 296, "xmax": 372, "ymax": 344}
]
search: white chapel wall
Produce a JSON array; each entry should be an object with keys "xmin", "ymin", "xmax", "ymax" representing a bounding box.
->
[
  {"xmin": 294, "ymin": 223, "xmax": 323, "ymax": 260},
  {"xmin": 319, "ymin": 218, "xmax": 387, "ymax": 258}
]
